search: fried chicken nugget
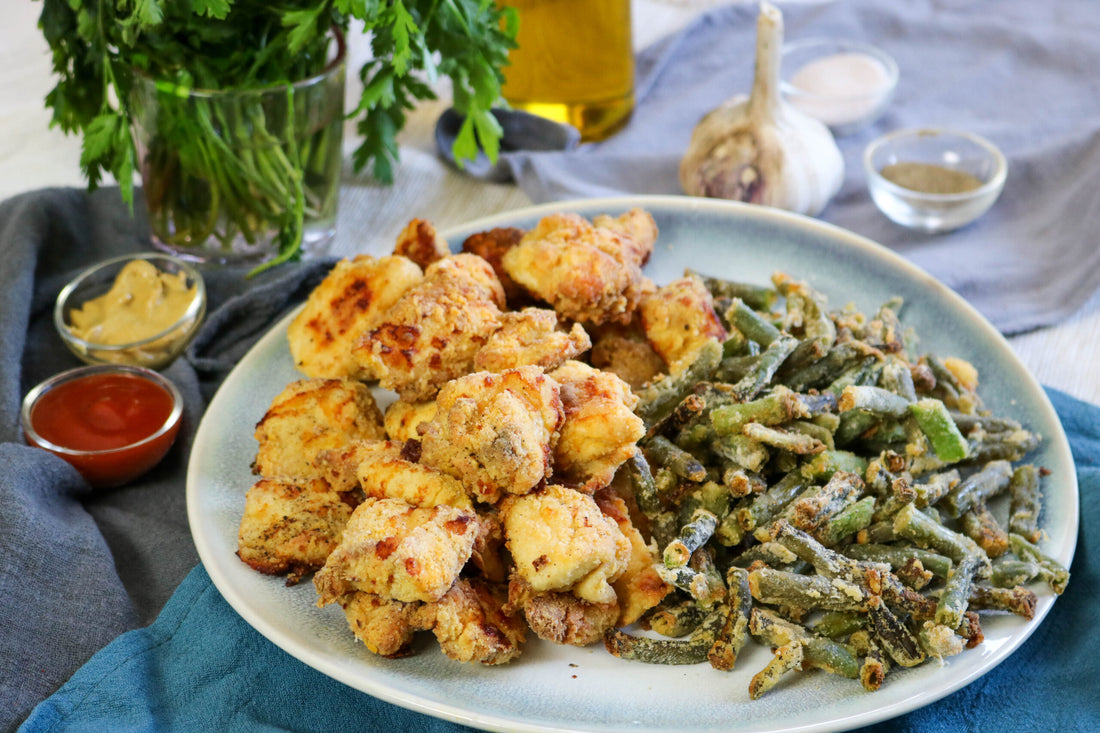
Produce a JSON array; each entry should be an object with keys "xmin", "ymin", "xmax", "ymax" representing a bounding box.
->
[
  {"xmin": 594, "ymin": 487, "xmax": 671, "ymax": 626},
  {"xmin": 500, "ymin": 212, "xmax": 655, "ymax": 326},
  {"xmin": 338, "ymin": 591, "xmax": 433, "ymax": 657},
  {"xmin": 393, "ymin": 218, "xmax": 450, "ymax": 269},
  {"xmin": 383, "ymin": 399, "xmax": 438, "ymax": 442},
  {"xmin": 500, "ymin": 484, "xmax": 631, "ymax": 605},
  {"xmin": 473, "ymin": 307, "xmax": 591, "ymax": 373},
  {"xmin": 253, "ymin": 378, "xmax": 386, "ymax": 479},
  {"xmin": 355, "ymin": 445, "xmax": 472, "ymax": 509},
  {"xmin": 640, "ymin": 275, "xmax": 728, "ymax": 375},
  {"xmin": 314, "ymin": 439, "xmax": 401, "ymax": 494},
  {"xmin": 352, "ymin": 254, "xmax": 505, "ymax": 401},
  {"xmin": 509, "ymin": 581, "xmax": 620, "ymax": 647},
  {"xmin": 314, "ymin": 497, "xmax": 479, "ymax": 604},
  {"xmin": 461, "ymin": 226, "xmax": 529, "ymax": 307},
  {"xmin": 420, "ymin": 366, "xmax": 564, "ymax": 504},
  {"xmin": 237, "ymin": 477, "xmax": 358, "ymax": 585},
  {"xmin": 431, "ymin": 578, "xmax": 526, "ymax": 665},
  {"xmin": 287, "ymin": 255, "xmax": 423, "ymax": 380},
  {"xmin": 589, "ymin": 320, "xmax": 667, "ymax": 391},
  {"xmin": 592, "ymin": 207, "xmax": 658, "ymax": 268},
  {"xmin": 548, "ymin": 361, "xmax": 645, "ymax": 492}
]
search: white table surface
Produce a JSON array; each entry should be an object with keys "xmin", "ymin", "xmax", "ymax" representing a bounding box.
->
[{"xmin": 5, "ymin": 0, "xmax": 1098, "ymax": 407}]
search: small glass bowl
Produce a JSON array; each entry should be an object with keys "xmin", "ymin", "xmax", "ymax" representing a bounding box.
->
[
  {"xmin": 55, "ymin": 253, "xmax": 206, "ymax": 370},
  {"xmin": 781, "ymin": 38, "xmax": 899, "ymax": 136},
  {"xmin": 864, "ymin": 128, "xmax": 1007, "ymax": 233},
  {"xmin": 21, "ymin": 364, "xmax": 184, "ymax": 488}
]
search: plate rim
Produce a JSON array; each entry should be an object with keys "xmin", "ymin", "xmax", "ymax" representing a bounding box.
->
[{"xmin": 187, "ymin": 194, "xmax": 1079, "ymax": 733}]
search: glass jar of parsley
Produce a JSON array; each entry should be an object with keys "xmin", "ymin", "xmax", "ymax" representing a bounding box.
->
[{"xmin": 129, "ymin": 33, "xmax": 346, "ymax": 267}]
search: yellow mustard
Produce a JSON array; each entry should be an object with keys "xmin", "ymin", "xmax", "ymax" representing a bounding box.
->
[{"xmin": 69, "ymin": 259, "xmax": 197, "ymax": 344}]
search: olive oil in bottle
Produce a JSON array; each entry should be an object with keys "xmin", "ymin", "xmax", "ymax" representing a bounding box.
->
[{"xmin": 500, "ymin": 0, "xmax": 634, "ymax": 142}]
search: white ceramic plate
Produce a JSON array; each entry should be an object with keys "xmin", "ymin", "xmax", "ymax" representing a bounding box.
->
[{"xmin": 187, "ymin": 195, "xmax": 1078, "ymax": 733}]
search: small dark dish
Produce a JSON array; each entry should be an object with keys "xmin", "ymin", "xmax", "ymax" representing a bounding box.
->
[{"xmin": 22, "ymin": 364, "xmax": 184, "ymax": 488}]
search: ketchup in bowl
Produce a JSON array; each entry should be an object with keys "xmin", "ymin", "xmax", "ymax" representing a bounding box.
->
[{"xmin": 22, "ymin": 365, "xmax": 183, "ymax": 488}]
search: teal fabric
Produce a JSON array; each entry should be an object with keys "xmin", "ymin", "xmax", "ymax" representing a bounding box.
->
[{"xmin": 18, "ymin": 388, "xmax": 1098, "ymax": 732}]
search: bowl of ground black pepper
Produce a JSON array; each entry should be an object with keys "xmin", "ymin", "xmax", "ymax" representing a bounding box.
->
[{"xmin": 864, "ymin": 128, "xmax": 1007, "ymax": 233}]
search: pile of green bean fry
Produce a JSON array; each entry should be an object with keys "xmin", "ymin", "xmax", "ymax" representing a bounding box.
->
[{"xmin": 604, "ymin": 270, "xmax": 1070, "ymax": 700}]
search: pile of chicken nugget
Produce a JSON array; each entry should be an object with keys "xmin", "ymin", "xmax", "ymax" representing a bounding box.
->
[{"xmin": 236, "ymin": 208, "xmax": 734, "ymax": 664}]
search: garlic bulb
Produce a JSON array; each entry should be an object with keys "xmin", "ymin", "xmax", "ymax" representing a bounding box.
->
[{"xmin": 679, "ymin": 1, "xmax": 843, "ymax": 217}]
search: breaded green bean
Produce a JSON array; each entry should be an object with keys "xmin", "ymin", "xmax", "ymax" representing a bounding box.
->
[
  {"xmin": 749, "ymin": 642, "xmax": 804, "ymax": 700},
  {"xmin": 724, "ymin": 298, "xmax": 781, "ymax": 346},
  {"xmin": 749, "ymin": 607, "xmax": 860, "ymax": 679},
  {"xmin": 1008, "ymin": 533, "xmax": 1070, "ymax": 594},
  {"xmin": 800, "ymin": 449, "xmax": 869, "ymax": 482},
  {"xmin": 867, "ymin": 595, "xmax": 926, "ymax": 668},
  {"xmin": 935, "ymin": 552, "xmax": 984, "ymax": 628},
  {"xmin": 688, "ymin": 270, "xmax": 778, "ymax": 312},
  {"xmin": 730, "ymin": 541, "xmax": 799, "ymax": 568},
  {"xmin": 709, "ymin": 385, "xmax": 811, "ymax": 435},
  {"xmin": 635, "ymin": 338, "xmax": 722, "ymax": 430},
  {"xmin": 786, "ymin": 470, "xmax": 864, "ymax": 533},
  {"xmin": 731, "ymin": 334, "xmax": 799, "ymax": 401},
  {"xmin": 968, "ymin": 584, "xmax": 1038, "ymax": 619},
  {"xmin": 708, "ymin": 566, "xmax": 752, "ymax": 670},
  {"xmin": 742, "ymin": 422, "xmax": 826, "ymax": 455},
  {"xmin": 1007, "ymin": 464, "xmax": 1043, "ymax": 543},
  {"xmin": 738, "ymin": 471, "xmax": 805, "ymax": 532},
  {"xmin": 813, "ymin": 610, "xmax": 867, "ymax": 639},
  {"xmin": 960, "ymin": 502, "xmax": 1009, "ymax": 558},
  {"xmin": 892, "ymin": 503, "xmax": 989, "ymax": 569},
  {"xmin": 843, "ymin": 543, "xmax": 954, "ymax": 580},
  {"xmin": 912, "ymin": 469, "xmax": 960, "ymax": 507},
  {"xmin": 625, "ymin": 450, "xmax": 661, "ymax": 517},
  {"xmin": 917, "ymin": 622, "xmax": 965, "ymax": 662},
  {"xmin": 605, "ymin": 605, "xmax": 728, "ymax": 665},
  {"xmin": 748, "ymin": 567, "xmax": 869, "ymax": 612},
  {"xmin": 711, "ymin": 433, "xmax": 770, "ymax": 473},
  {"xmin": 664, "ymin": 508, "xmax": 719, "ymax": 568},
  {"xmin": 645, "ymin": 435, "xmax": 707, "ymax": 483},
  {"xmin": 815, "ymin": 495, "xmax": 876, "ymax": 547},
  {"xmin": 839, "ymin": 385, "xmax": 912, "ymax": 418},
  {"xmin": 989, "ymin": 558, "xmax": 1044, "ymax": 588},
  {"xmin": 908, "ymin": 397, "xmax": 970, "ymax": 463},
  {"xmin": 647, "ymin": 595, "xmax": 706, "ymax": 638},
  {"xmin": 939, "ymin": 460, "xmax": 1013, "ymax": 518}
]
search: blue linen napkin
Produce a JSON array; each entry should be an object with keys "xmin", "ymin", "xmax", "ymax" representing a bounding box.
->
[
  {"xmin": 496, "ymin": 0, "xmax": 1100, "ymax": 336},
  {"xmin": 0, "ymin": 187, "xmax": 336, "ymax": 731},
  {"xmin": 17, "ymin": 386, "xmax": 1099, "ymax": 732}
]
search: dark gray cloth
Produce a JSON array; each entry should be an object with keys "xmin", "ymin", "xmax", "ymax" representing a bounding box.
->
[
  {"xmin": 500, "ymin": 0, "xmax": 1100, "ymax": 335},
  {"xmin": 0, "ymin": 186, "xmax": 335, "ymax": 731}
]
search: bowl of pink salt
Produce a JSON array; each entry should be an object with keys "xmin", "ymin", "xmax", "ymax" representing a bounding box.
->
[{"xmin": 781, "ymin": 38, "xmax": 899, "ymax": 136}]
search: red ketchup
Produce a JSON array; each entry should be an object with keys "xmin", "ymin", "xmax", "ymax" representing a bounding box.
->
[{"xmin": 26, "ymin": 370, "xmax": 181, "ymax": 487}]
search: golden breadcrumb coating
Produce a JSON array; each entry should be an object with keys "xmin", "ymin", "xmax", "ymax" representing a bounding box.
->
[
  {"xmin": 313, "ymin": 439, "xmax": 401, "ymax": 494},
  {"xmin": 640, "ymin": 276, "xmax": 728, "ymax": 374},
  {"xmin": 393, "ymin": 218, "xmax": 451, "ymax": 269},
  {"xmin": 355, "ymin": 446, "xmax": 472, "ymax": 509},
  {"xmin": 431, "ymin": 578, "xmax": 527, "ymax": 665},
  {"xmin": 473, "ymin": 307, "xmax": 591, "ymax": 373},
  {"xmin": 352, "ymin": 254, "xmax": 505, "ymax": 401},
  {"xmin": 500, "ymin": 212, "xmax": 655, "ymax": 326},
  {"xmin": 469, "ymin": 506, "xmax": 509, "ymax": 583},
  {"xmin": 513, "ymin": 584, "xmax": 620, "ymax": 647},
  {"xmin": 460, "ymin": 226, "xmax": 530, "ymax": 307},
  {"xmin": 420, "ymin": 366, "xmax": 564, "ymax": 504},
  {"xmin": 286, "ymin": 255, "xmax": 422, "ymax": 380},
  {"xmin": 314, "ymin": 497, "xmax": 479, "ymax": 604},
  {"xmin": 594, "ymin": 487, "xmax": 672, "ymax": 626},
  {"xmin": 253, "ymin": 378, "xmax": 386, "ymax": 480},
  {"xmin": 237, "ymin": 477, "xmax": 358, "ymax": 584},
  {"xmin": 383, "ymin": 399, "xmax": 438, "ymax": 442},
  {"xmin": 338, "ymin": 591, "xmax": 432, "ymax": 657},
  {"xmin": 548, "ymin": 361, "xmax": 645, "ymax": 492},
  {"xmin": 592, "ymin": 207, "xmax": 659, "ymax": 268},
  {"xmin": 500, "ymin": 484, "xmax": 631, "ymax": 605}
]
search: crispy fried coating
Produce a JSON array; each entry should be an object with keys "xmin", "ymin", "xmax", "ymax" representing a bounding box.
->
[
  {"xmin": 469, "ymin": 506, "xmax": 509, "ymax": 583},
  {"xmin": 500, "ymin": 212, "xmax": 655, "ymax": 326},
  {"xmin": 356, "ymin": 445, "xmax": 471, "ymax": 509},
  {"xmin": 473, "ymin": 308, "xmax": 591, "ymax": 373},
  {"xmin": 393, "ymin": 218, "xmax": 450, "ymax": 269},
  {"xmin": 548, "ymin": 361, "xmax": 646, "ymax": 492},
  {"xmin": 237, "ymin": 477, "xmax": 358, "ymax": 584},
  {"xmin": 500, "ymin": 484, "xmax": 631, "ymax": 605},
  {"xmin": 590, "ymin": 330, "xmax": 667, "ymax": 391},
  {"xmin": 640, "ymin": 276, "xmax": 728, "ymax": 374},
  {"xmin": 592, "ymin": 207, "xmax": 658, "ymax": 268},
  {"xmin": 461, "ymin": 226, "xmax": 530, "ymax": 307},
  {"xmin": 420, "ymin": 366, "xmax": 564, "ymax": 504},
  {"xmin": 287, "ymin": 255, "xmax": 423, "ymax": 379},
  {"xmin": 594, "ymin": 487, "xmax": 671, "ymax": 626},
  {"xmin": 339, "ymin": 591, "xmax": 432, "ymax": 657},
  {"xmin": 431, "ymin": 578, "xmax": 526, "ymax": 665},
  {"xmin": 352, "ymin": 254, "xmax": 505, "ymax": 401},
  {"xmin": 314, "ymin": 498, "xmax": 479, "ymax": 604},
  {"xmin": 383, "ymin": 399, "xmax": 438, "ymax": 442},
  {"xmin": 516, "ymin": 585, "xmax": 620, "ymax": 647},
  {"xmin": 253, "ymin": 378, "xmax": 386, "ymax": 479},
  {"xmin": 314, "ymin": 439, "xmax": 401, "ymax": 494}
]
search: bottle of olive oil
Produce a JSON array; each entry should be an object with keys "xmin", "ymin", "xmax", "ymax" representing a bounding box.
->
[{"xmin": 500, "ymin": 0, "xmax": 634, "ymax": 142}]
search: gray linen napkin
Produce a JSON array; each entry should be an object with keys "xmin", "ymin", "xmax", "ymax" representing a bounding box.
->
[
  {"xmin": 0, "ymin": 186, "xmax": 334, "ymax": 730},
  {"xmin": 499, "ymin": 0, "xmax": 1100, "ymax": 335}
]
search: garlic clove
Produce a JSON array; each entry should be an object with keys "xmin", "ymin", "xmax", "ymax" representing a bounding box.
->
[{"xmin": 679, "ymin": 1, "xmax": 844, "ymax": 218}]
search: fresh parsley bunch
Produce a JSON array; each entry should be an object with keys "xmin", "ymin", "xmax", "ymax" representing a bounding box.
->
[{"xmin": 38, "ymin": 0, "xmax": 518, "ymax": 267}]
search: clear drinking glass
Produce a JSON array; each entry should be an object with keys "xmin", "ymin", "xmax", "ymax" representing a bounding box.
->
[
  {"xmin": 499, "ymin": 0, "xmax": 635, "ymax": 142},
  {"xmin": 129, "ymin": 34, "xmax": 346, "ymax": 265}
]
